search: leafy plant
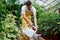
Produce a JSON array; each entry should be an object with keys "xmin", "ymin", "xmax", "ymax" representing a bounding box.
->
[
  {"xmin": 0, "ymin": 13, "xmax": 20, "ymax": 40},
  {"xmin": 0, "ymin": 0, "xmax": 23, "ymax": 40},
  {"xmin": 0, "ymin": 12, "xmax": 20, "ymax": 40},
  {"xmin": 0, "ymin": 0, "xmax": 8, "ymax": 21},
  {"xmin": 33, "ymin": 4, "xmax": 59, "ymax": 36}
]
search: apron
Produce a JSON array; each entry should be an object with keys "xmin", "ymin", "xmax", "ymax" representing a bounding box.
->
[{"xmin": 21, "ymin": 11, "xmax": 32, "ymax": 40}]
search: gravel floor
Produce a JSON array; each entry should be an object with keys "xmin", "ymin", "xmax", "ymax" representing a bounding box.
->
[{"xmin": 30, "ymin": 37, "xmax": 45, "ymax": 40}]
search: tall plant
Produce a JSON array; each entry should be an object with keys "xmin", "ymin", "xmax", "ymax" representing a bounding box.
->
[
  {"xmin": 0, "ymin": 0, "xmax": 21, "ymax": 40},
  {"xmin": 33, "ymin": 4, "xmax": 59, "ymax": 36}
]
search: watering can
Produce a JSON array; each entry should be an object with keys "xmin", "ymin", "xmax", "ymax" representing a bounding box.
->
[{"xmin": 23, "ymin": 25, "xmax": 37, "ymax": 38}]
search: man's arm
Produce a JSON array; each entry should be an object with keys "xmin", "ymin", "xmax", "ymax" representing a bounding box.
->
[
  {"xmin": 21, "ymin": 6, "xmax": 33, "ymax": 26},
  {"xmin": 23, "ymin": 14, "xmax": 33, "ymax": 26},
  {"xmin": 33, "ymin": 7, "xmax": 38, "ymax": 28},
  {"xmin": 34, "ymin": 14, "xmax": 38, "ymax": 27}
]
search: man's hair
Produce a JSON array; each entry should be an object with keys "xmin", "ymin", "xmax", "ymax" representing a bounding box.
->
[{"xmin": 26, "ymin": 1, "xmax": 32, "ymax": 6}]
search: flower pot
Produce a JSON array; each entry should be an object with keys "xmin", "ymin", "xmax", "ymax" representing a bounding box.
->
[
  {"xmin": 52, "ymin": 35, "xmax": 58, "ymax": 40},
  {"xmin": 41, "ymin": 34, "xmax": 49, "ymax": 40}
]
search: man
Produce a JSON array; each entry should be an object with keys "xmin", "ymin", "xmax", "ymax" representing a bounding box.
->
[{"xmin": 21, "ymin": 1, "xmax": 38, "ymax": 40}]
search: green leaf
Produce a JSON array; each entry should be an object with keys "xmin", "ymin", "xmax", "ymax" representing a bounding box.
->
[{"xmin": 7, "ymin": 33, "xmax": 16, "ymax": 38}]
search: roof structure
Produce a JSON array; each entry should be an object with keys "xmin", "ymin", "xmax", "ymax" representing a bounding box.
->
[{"xmin": 6, "ymin": 0, "xmax": 60, "ymax": 9}]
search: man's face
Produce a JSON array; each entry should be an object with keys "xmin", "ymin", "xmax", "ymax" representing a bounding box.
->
[{"xmin": 27, "ymin": 5, "xmax": 32, "ymax": 10}]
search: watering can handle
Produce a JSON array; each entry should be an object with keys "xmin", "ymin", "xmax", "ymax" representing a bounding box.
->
[
  {"xmin": 28, "ymin": 24, "xmax": 37, "ymax": 32},
  {"xmin": 32, "ymin": 26, "xmax": 37, "ymax": 32}
]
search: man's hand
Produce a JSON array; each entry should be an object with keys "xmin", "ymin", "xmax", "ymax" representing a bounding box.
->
[
  {"xmin": 33, "ymin": 26, "xmax": 38, "ymax": 31},
  {"xmin": 28, "ymin": 22, "xmax": 33, "ymax": 26},
  {"xmin": 35, "ymin": 25, "xmax": 38, "ymax": 29}
]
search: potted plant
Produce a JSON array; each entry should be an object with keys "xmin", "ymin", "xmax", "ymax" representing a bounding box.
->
[
  {"xmin": 33, "ymin": 3, "xmax": 59, "ymax": 40},
  {"xmin": 37, "ymin": 10, "xmax": 59, "ymax": 40}
]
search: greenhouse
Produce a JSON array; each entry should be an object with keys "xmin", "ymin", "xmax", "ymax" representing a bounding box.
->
[{"xmin": 0, "ymin": 0, "xmax": 60, "ymax": 40}]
